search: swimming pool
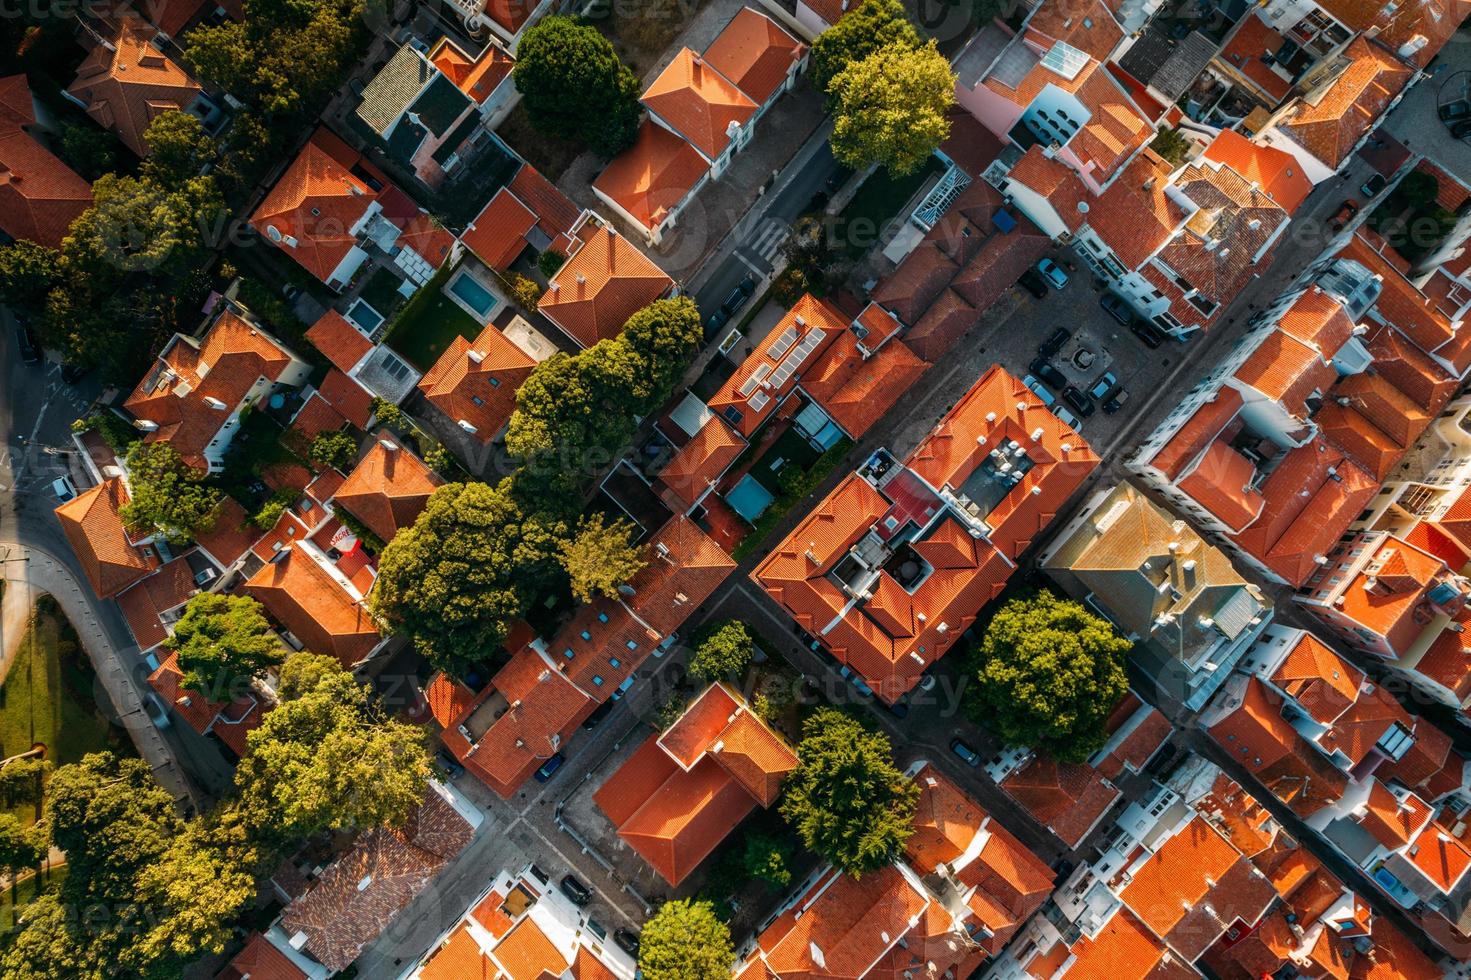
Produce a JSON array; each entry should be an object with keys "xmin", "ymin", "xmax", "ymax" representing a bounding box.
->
[
  {"xmin": 726, "ymin": 474, "xmax": 775, "ymax": 523},
  {"xmin": 448, "ymin": 271, "xmax": 499, "ymax": 319}
]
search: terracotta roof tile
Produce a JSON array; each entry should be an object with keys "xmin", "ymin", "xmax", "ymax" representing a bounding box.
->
[
  {"xmin": 461, "ymin": 186, "xmax": 538, "ymax": 270},
  {"xmin": 194, "ymin": 497, "xmax": 258, "ymax": 568},
  {"xmin": 538, "ymin": 223, "xmax": 672, "ymax": 348},
  {"xmin": 67, "ymin": 19, "xmax": 201, "ymax": 158},
  {"xmin": 0, "ymin": 75, "xmax": 91, "ymax": 249},
  {"xmin": 711, "ymin": 709, "xmax": 798, "ymax": 805},
  {"xmin": 417, "ymin": 325, "xmax": 534, "ymax": 443},
  {"xmin": 641, "ymin": 48, "xmax": 757, "ymax": 161},
  {"xmin": 1006, "ymin": 146, "xmax": 1089, "ymax": 232},
  {"xmin": 702, "ymin": 7, "xmax": 806, "ymax": 107},
  {"xmin": 55, "ymin": 478, "xmax": 161, "ymax": 598},
  {"xmin": 1269, "ymin": 632, "xmax": 1363, "ymax": 724},
  {"xmin": 1404, "ymin": 822, "xmax": 1471, "ymax": 892},
  {"xmin": 1217, "ymin": 13, "xmax": 1293, "ymax": 104},
  {"xmin": 593, "ymin": 119, "xmax": 709, "ymax": 232},
  {"xmin": 116, "ymin": 553, "xmax": 201, "ymax": 651},
  {"xmin": 245, "ymin": 547, "xmax": 380, "ymax": 666},
  {"xmin": 762, "ymin": 866, "xmax": 930, "ymax": 979},
  {"xmin": 429, "ymin": 36, "xmax": 513, "ymax": 106},
  {"xmin": 306, "ymin": 310, "xmax": 373, "ymax": 374},
  {"xmin": 1359, "ymin": 780, "xmax": 1432, "ymax": 849},
  {"xmin": 316, "ymin": 369, "xmax": 375, "ymax": 430},
  {"xmin": 1202, "ymin": 129, "xmax": 1311, "ymax": 213},
  {"xmin": 1001, "ymin": 754, "xmax": 1119, "ymax": 848},
  {"xmin": 658, "ymin": 417, "xmax": 746, "ymax": 508},
  {"xmin": 216, "ymin": 932, "xmax": 307, "ymax": 980},
  {"xmin": 334, "ymin": 438, "xmax": 442, "ymax": 542},
  {"xmin": 1277, "ymin": 37, "xmax": 1412, "ymax": 170},
  {"xmin": 1147, "ymin": 387, "xmax": 1243, "ymax": 480},
  {"xmin": 495, "ymin": 918, "xmax": 568, "ymax": 980}
]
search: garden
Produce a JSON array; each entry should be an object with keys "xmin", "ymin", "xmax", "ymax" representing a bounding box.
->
[{"xmin": 382, "ymin": 264, "xmax": 484, "ymax": 372}]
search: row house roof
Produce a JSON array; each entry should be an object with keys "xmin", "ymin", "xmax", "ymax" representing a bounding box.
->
[
  {"xmin": 537, "ymin": 221, "xmax": 673, "ymax": 349},
  {"xmin": 1273, "ymin": 36, "xmax": 1413, "ymax": 172},
  {"xmin": 462, "ymin": 163, "xmax": 583, "ymax": 271},
  {"xmin": 245, "ymin": 544, "xmax": 381, "ymax": 667},
  {"xmin": 54, "ymin": 478, "xmax": 162, "ymax": 599},
  {"xmin": 332, "ymin": 437, "xmax": 443, "ymax": 543},
  {"xmin": 0, "ymin": 74, "xmax": 91, "ymax": 249},
  {"xmin": 67, "ymin": 18, "xmax": 201, "ymax": 158},
  {"xmin": 147, "ymin": 650, "xmax": 264, "ymax": 758},
  {"xmin": 416, "ymin": 323, "xmax": 536, "ymax": 443}
]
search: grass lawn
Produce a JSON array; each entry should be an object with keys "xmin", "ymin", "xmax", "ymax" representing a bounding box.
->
[
  {"xmin": 358, "ymin": 267, "xmax": 408, "ymax": 320},
  {"xmin": 0, "ymin": 865, "xmax": 67, "ymax": 934},
  {"xmin": 496, "ymin": 104, "xmax": 585, "ymax": 183},
  {"xmin": 383, "ymin": 268, "xmax": 483, "ymax": 372},
  {"xmin": 837, "ymin": 157, "xmax": 945, "ymax": 258},
  {"xmin": 0, "ymin": 597, "xmax": 128, "ymax": 822}
]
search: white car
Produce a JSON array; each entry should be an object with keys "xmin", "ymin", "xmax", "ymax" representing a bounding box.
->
[{"xmin": 51, "ymin": 476, "xmax": 78, "ymax": 501}]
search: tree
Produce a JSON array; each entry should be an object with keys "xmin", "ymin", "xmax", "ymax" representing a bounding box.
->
[
  {"xmin": 967, "ymin": 590, "xmax": 1130, "ymax": 761},
  {"xmin": 120, "ymin": 441, "xmax": 223, "ymax": 543},
  {"xmin": 513, "ymin": 15, "xmax": 641, "ymax": 157},
  {"xmin": 742, "ymin": 832, "xmax": 792, "ymax": 890},
  {"xmin": 810, "ymin": 0, "xmax": 921, "ymax": 94},
  {"xmin": 370, "ymin": 481, "xmax": 569, "ymax": 678},
  {"xmin": 369, "ymin": 395, "xmax": 409, "ymax": 432},
  {"xmin": 536, "ymin": 249, "xmax": 566, "ymax": 278},
  {"xmin": 828, "ymin": 42, "xmax": 954, "ymax": 176},
  {"xmin": 235, "ymin": 652, "xmax": 431, "ymax": 843},
  {"xmin": 142, "ymin": 111, "xmax": 218, "ymax": 186},
  {"xmin": 62, "ymin": 173, "xmax": 223, "ymax": 279},
  {"xmin": 0, "ymin": 758, "xmax": 49, "ymax": 813},
  {"xmin": 309, "ymin": 429, "xmax": 358, "ymax": 470},
  {"xmin": 638, "ymin": 899, "xmax": 734, "ymax": 980},
  {"xmin": 0, "ymin": 814, "xmax": 46, "ymax": 904},
  {"xmin": 780, "ymin": 708, "xmax": 919, "ymax": 877},
  {"xmin": 1149, "ymin": 125, "xmax": 1191, "ymax": 166},
  {"xmin": 779, "ymin": 216, "xmax": 845, "ymax": 298},
  {"xmin": 689, "ymin": 621, "xmax": 753, "ymax": 681},
  {"xmin": 620, "ymin": 296, "xmax": 703, "ymax": 412},
  {"xmin": 167, "ymin": 593, "xmax": 286, "ymax": 697},
  {"xmin": 506, "ymin": 271, "xmax": 543, "ymax": 310},
  {"xmin": 58, "ymin": 122, "xmax": 117, "ymax": 180},
  {"xmin": 0, "ymin": 241, "xmax": 61, "ymax": 317},
  {"xmin": 560, "ymin": 513, "xmax": 645, "ymax": 604}
]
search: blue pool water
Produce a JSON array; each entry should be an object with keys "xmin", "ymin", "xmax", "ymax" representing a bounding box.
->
[
  {"xmin": 726, "ymin": 474, "xmax": 775, "ymax": 523},
  {"xmin": 346, "ymin": 299, "xmax": 383, "ymax": 333},
  {"xmin": 449, "ymin": 273, "xmax": 498, "ymax": 318}
]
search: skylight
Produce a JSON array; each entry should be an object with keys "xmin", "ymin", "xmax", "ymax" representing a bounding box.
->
[{"xmin": 1041, "ymin": 41, "xmax": 1089, "ymax": 81}]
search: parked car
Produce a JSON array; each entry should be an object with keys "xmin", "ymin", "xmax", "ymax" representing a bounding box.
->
[
  {"xmin": 1099, "ymin": 291, "xmax": 1132, "ymax": 326},
  {"xmin": 723, "ymin": 276, "xmax": 756, "ymax": 313},
  {"xmin": 1053, "ymin": 404, "xmax": 1082, "ymax": 430},
  {"xmin": 1037, "ymin": 257, "xmax": 1069, "ymax": 289},
  {"xmin": 1440, "ymin": 99, "xmax": 1471, "ymax": 122},
  {"xmin": 1452, "ymin": 118, "xmax": 1471, "ymax": 140},
  {"xmin": 1087, "ymin": 371, "xmax": 1117, "ymax": 401},
  {"xmin": 1103, "ymin": 387, "xmax": 1128, "ymax": 414},
  {"xmin": 1360, "ymin": 173, "xmax": 1387, "ymax": 198},
  {"xmin": 1017, "ymin": 268, "xmax": 1048, "ymax": 299},
  {"xmin": 950, "ymin": 738, "xmax": 982, "ymax": 767},
  {"xmin": 534, "ymin": 753, "xmax": 565, "ymax": 782},
  {"xmin": 433, "ymin": 749, "xmax": 465, "ymax": 779},
  {"xmin": 581, "ymin": 700, "xmax": 615, "ymax": 730},
  {"xmin": 1023, "ymin": 375, "xmax": 1056, "ymax": 406},
  {"xmin": 59, "ymin": 362, "xmax": 89, "ymax": 385},
  {"xmin": 1062, "ymin": 385, "xmax": 1096, "ymax": 418},
  {"xmin": 1038, "ymin": 327, "xmax": 1070, "ymax": 358},
  {"xmin": 884, "ymin": 697, "xmax": 910, "ymax": 719},
  {"xmin": 706, "ymin": 306, "xmax": 732, "ymax": 332},
  {"xmin": 838, "ymin": 664, "xmax": 874, "ymax": 699},
  {"xmin": 1329, "ymin": 199, "xmax": 1360, "ymax": 231},
  {"xmin": 1130, "ymin": 318, "xmax": 1166, "ymax": 349},
  {"xmin": 1028, "ymin": 358, "xmax": 1067, "ymax": 391},
  {"xmin": 559, "ymin": 875, "xmax": 592, "ymax": 906},
  {"xmin": 51, "ymin": 476, "xmax": 78, "ymax": 501},
  {"xmin": 14, "ymin": 327, "xmax": 40, "ymax": 364},
  {"xmin": 614, "ymin": 929, "xmax": 640, "ymax": 957}
]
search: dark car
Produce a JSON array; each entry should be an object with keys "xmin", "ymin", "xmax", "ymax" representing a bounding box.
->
[
  {"xmin": 884, "ymin": 696, "xmax": 910, "ymax": 719},
  {"xmin": 59, "ymin": 362, "xmax": 88, "ymax": 384},
  {"xmin": 1103, "ymin": 387, "xmax": 1128, "ymax": 414},
  {"xmin": 1453, "ymin": 118, "xmax": 1471, "ymax": 140},
  {"xmin": 1329, "ymin": 199, "xmax": 1359, "ymax": 232},
  {"xmin": 14, "ymin": 327, "xmax": 40, "ymax": 364},
  {"xmin": 1360, "ymin": 173, "xmax": 1387, "ymax": 198},
  {"xmin": 1099, "ymin": 291, "xmax": 1132, "ymax": 326},
  {"xmin": 534, "ymin": 753, "xmax": 565, "ymax": 782},
  {"xmin": 1017, "ymin": 268, "xmax": 1048, "ymax": 300},
  {"xmin": 1062, "ymin": 385, "xmax": 1096, "ymax": 418},
  {"xmin": 581, "ymin": 699, "xmax": 615, "ymax": 731},
  {"xmin": 1130, "ymin": 318, "xmax": 1165, "ymax": 349},
  {"xmin": 706, "ymin": 306, "xmax": 732, "ymax": 333},
  {"xmin": 1038, "ymin": 327, "xmax": 1070, "ymax": 358},
  {"xmin": 433, "ymin": 749, "xmax": 465, "ymax": 779},
  {"xmin": 614, "ymin": 929, "xmax": 640, "ymax": 957},
  {"xmin": 1440, "ymin": 99, "xmax": 1471, "ymax": 122},
  {"xmin": 559, "ymin": 875, "xmax": 592, "ymax": 906},
  {"xmin": 950, "ymin": 739, "xmax": 982, "ymax": 767},
  {"xmin": 1028, "ymin": 358, "xmax": 1067, "ymax": 391}
]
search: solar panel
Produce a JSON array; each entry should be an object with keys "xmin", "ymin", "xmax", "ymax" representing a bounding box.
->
[
  {"xmin": 748, "ymin": 390, "xmax": 771, "ymax": 413},
  {"xmin": 767, "ymin": 325, "xmax": 799, "ymax": 359},
  {"xmin": 738, "ymin": 364, "xmax": 772, "ymax": 397},
  {"xmin": 1040, "ymin": 40, "xmax": 1089, "ymax": 80}
]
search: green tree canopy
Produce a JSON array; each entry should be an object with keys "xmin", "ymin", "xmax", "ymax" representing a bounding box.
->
[
  {"xmin": 512, "ymin": 15, "xmax": 641, "ymax": 157},
  {"xmin": 828, "ymin": 41, "xmax": 954, "ymax": 176},
  {"xmin": 0, "ymin": 814, "xmax": 46, "ymax": 903},
  {"xmin": 967, "ymin": 589, "xmax": 1131, "ymax": 761},
  {"xmin": 0, "ymin": 241, "xmax": 61, "ymax": 318},
  {"xmin": 780, "ymin": 708, "xmax": 919, "ymax": 877},
  {"xmin": 142, "ymin": 111, "xmax": 219, "ymax": 186},
  {"xmin": 688, "ymin": 620, "xmax": 753, "ymax": 682},
  {"xmin": 167, "ymin": 593, "xmax": 287, "ymax": 696},
  {"xmin": 620, "ymin": 297, "xmax": 703, "ymax": 408},
  {"xmin": 235, "ymin": 652, "xmax": 431, "ymax": 844},
  {"xmin": 638, "ymin": 899, "xmax": 735, "ymax": 980},
  {"xmin": 810, "ymin": 0, "xmax": 921, "ymax": 93},
  {"xmin": 742, "ymin": 831, "xmax": 792, "ymax": 890},
  {"xmin": 561, "ymin": 513, "xmax": 646, "ymax": 604},
  {"xmin": 309, "ymin": 429, "xmax": 358, "ymax": 470},
  {"xmin": 119, "ymin": 441, "xmax": 223, "ymax": 543},
  {"xmin": 62, "ymin": 173, "xmax": 222, "ymax": 279},
  {"xmin": 371, "ymin": 481, "xmax": 569, "ymax": 678}
]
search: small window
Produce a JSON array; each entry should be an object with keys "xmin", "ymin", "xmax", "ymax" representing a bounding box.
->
[
  {"xmin": 580, "ymin": 630, "xmax": 591, "ymax": 641},
  {"xmin": 471, "ymin": 395, "xmax": 484, "ymax": 406},
  {"xmin": 489, "ymin": 378, "xmax": 500, "ymax": 388},
  {"xmin": 609, "ymin": 658, "xmax": 621, "ymax": 669},
  {"xmin": 593, "ymin": 675, "xmax": 604, "ymax": 686},
  {"xmin": 625, "ymin": 640, "xmax": 638, "ymax": 651},
  {"xmin": 598, "ymin": 612, "xmax": 609, "ymax": 623},
  {"xmin": 563, "ymin": 648, "xmax": 575, "ymax": 659}
]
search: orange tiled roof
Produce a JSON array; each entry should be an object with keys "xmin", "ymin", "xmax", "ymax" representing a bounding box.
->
[
  {"xmin": 287, "ymin": 392, "xmax": 348, "ymax": 446},
  {"xmin": 762, "ymin": 866, "xmax": 930, "ymax": 979},
  {"xmin": 416, "ymin": 923, "xmax": 488, "ymax": 980},
  {"xmin": 538, "ymin": 223, "xmax": 672, "ymax": 348},
  {"xmin": 67, "ymin": 19, "xmax": 201, "ymax": 158},
  {"xmin": 641, "ymin": 48, "xmax": 757, "ymax": 161},
  {"xmin": 147, "ymin": 649, "xmax": 227, "ymax": 734},
  {"xmin": 1328, "ymin": 535, "xmax": 1446, "ymax": 652},
  {"xmin": 1404, "ymin": 821, "xmax": 1471, "ymax": 892},
  {"xmin": 593, "ymin": 119, "xmax": 709, "ymax": 232},
  {"xmin": 1217, "ymin": 13, "xmax": 1293, "ymax": 103},
  {"xmin": 1269, "ymin": 632, "xmax": 1364, "ymax": 725},
  {"xmin": 248, "ymin": 128, "xmax": 377, "ymax": 284},
  {"xmin": 306, "ymin": 310, "xmax": 373, "ymax": 374},
  {"xmin": 1202, "ymin": 129, "xmax": 1311, "ymax": 214},
  {"xmin": 1232, "ymin": 330, "xmax": 1335, "ymax": 417},
  {"xmin": 1000, "ymin": 754, "xmax": 1120, "ymax": 847},
  {"xmin": 1006, "ymin": 146, "xmax": 1089, "ymax": 232},
  {"xmin": 707, "ymin": 294, "xmax": 849, "ymax": 436},
  {"xmin": 702, "ymin": 6, "xmax": 806, "ymax": 107},
  {"xmin": 245, "ymin": 548, "xmax": 380, "ymax": 667},
  {"xmin": 711, "ymin": 709, "xmax": 798, "ymax": 805},
  {"xmin": 1316, "ymin": 373, "xmax": 1431, "ymax": 480},
  {"xmin": 55, "ymin": 478, "xmax": 161, "ymax": 598},
  {"xmin": 1066, "ymin": 73, "xmax": 1152, "ymax": 182},
  {"xmin": 798, "ymin": 329, "xmax": 927, "ymax": 438},
  {"xmin": 461, "ymin": 185, "xmax": 538, "ymax": 270},
  {"xmin": 1085, "ymin": 150, "xmax": 1184, "ymax": 271},
  {"xmin": 417, "ymin": 324, "xmax": 535, "ymax": 443},
  {"xmin": 1277, "ymin": 37, "xmax": 1412, "ymax": 170},
  {"xmin": 1147, "ymin": 387, "xmax": 1243, "ymax": 480},
  {"xmin": 116, "ymin": 553, "xmax": 200, "ymax": 652},
  {"xmin": 0, "ymin": 75, "xmax": 91, "ymax": 249},
  {"xmin": 495, "ymin": 918, "xmax": 568, "ymax": 980},
  {"xmin": 1026, "ymin": 0, "xmax": 1125, "ymax": 61},
  {"xmin": 217, "ymin": 932, "xmax": 307, "ymax": 980},
  {"xmin": 1359, "ymin": 780, "xmax": 1432, "ymax": 849},
  {"xmin": 334, "ymin": 438, "xmax": 443, "ymax": 543},
  {"xmin": 658, "ymin": 417, "xmax": 746, "ymax": 509},
  {"xmin": 124, "ymin": 309, "xmax": 298, "ymax": 472},
  {"xmin": 194, "ymin": 496, "xmax": 257, "ymax": 568},
  {"xmin": 317, "ymin": 369, "xmax": 374, "ymax": 429},
  {"xmin": 429, "ymin": 36, "xmax": 513, "ymax": 105},
  {"xmin": 421, "ymin": 672, "xmax": 478, "ymax": 730}
]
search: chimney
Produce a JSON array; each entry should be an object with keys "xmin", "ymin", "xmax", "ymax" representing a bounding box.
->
[
  {"xmin": 458, "ymin": 419, "xmax": 478, "ymax": 434},
  {"xmin": 468, "ymin": 349, "xmax": 484, "ymax": 364},
  {"xmin": 379, "ymin": 438, "xmax": 398, "ymax": 452}
]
